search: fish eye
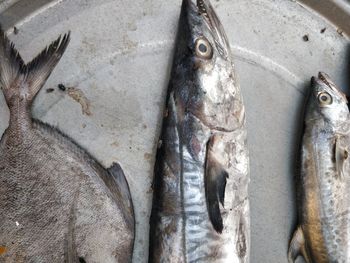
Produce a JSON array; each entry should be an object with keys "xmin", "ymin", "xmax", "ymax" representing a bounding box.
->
[
  {"xmin": 195, "ymin": 38, "xmax": 213, "ymax": 59},
  {"xmin": 318, "ymin": 92, "xmax": 333, "ymax": 105}
]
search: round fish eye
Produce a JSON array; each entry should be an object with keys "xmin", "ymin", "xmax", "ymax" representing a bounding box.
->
[
  {"xmin": 318, "ymin": 91, "xmax": 333, "ymax": 105},
  {"xmin": 195, "ymin": 38, "xmax": 213, "ymax": 59}
]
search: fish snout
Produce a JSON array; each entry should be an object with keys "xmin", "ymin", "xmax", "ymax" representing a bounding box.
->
[{"xmin": 311, "ymin": 72, "xmax": 348, "ymax": 103}]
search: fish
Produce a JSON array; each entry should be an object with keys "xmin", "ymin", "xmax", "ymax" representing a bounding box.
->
[
  {"xmin": 288, "ymin": 72, "xmax": 350, "ymax": 263},
  {"xmin": 0, "ymin": 28, "xmax": 134, "ymax": 262},
  {"xmin": 148, "ymin": 0, "xmax": 250, "ymax": 262}
]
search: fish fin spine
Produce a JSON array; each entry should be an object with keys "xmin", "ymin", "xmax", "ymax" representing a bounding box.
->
[
  {"xmin": 205, "ymin": 135, "xmax": 228, "ymax": 234},
  {"xmin": 288, "ymin": 226, "xmax": 311, "ymax": 263}
]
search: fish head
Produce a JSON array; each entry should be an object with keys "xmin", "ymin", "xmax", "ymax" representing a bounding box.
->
[
  {"xmin": 173, "ymin": 0, "xmax": 244, "ymax": 131},
  {"xmin": 306, "ymin": 72, "xmax": 349, "ymax": 126}
]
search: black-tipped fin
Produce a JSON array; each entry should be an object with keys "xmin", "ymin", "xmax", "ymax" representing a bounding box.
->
[
  {"xmin": 205, "ymin": 136, "xmax": 228, "ymax": 233},
  {"xmin": 107, "ymin": 163, "xmax": 134, "ymax": 229},
  {"xmin": 0, "ymin": 27, "xmax": 70, "ymax": 104},
  {"xmin": 288, "ymin": 226, "xmax": 311, "ymax": 263},
  {"xmin": 0, "ymin": 27, "xmax": 25, "ymax": 96},
  {"xmin": 26, "ymin": 32, "xmax": 70, "ymax": 98}
]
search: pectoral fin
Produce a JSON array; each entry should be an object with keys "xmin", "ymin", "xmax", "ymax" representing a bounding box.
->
[
  {"xmin": 288, "ymin": 226, "xmax": 311, "ymax": 263},
  {"xmin": 335, "ymin": 137, "xmax": 348, "ymax": 179},
  {"xmin": 205, "ymin": 135, "xmax": 228, "ymax": 234},
  {"xmin": 107, "ymin": 163, "xmax": 134, "ymax": 229}
]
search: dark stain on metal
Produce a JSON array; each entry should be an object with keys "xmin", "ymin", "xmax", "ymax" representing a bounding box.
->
[
  {"xmin": 337, "ymin": 28, "xmax": 344, "ymax": 37},
  {"xmin": 144, "ymin": 152, "xmax": 152, "ymax": 161},
  {"xmin": 320, "ymin": 27, "xmax": 326, "ymax": 34},
  {"xmin": 303, "ymin": 34, "xmax": 309, "ymax": 42},
  {"xmin": 13, "ymin": 27, "xmax": 19, "ymax": 35},
  {"xmin": 46, "ymin": 88, "xmax": 54, "ymax": 93},
  {"xmin": 58, "ymin": 83, "xmax": 66, "ymax": 91}
]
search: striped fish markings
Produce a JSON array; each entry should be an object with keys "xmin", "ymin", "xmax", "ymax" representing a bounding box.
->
[
  {"xmin": 289, "ymin": 73, "xmax": 350, "ymax": 263},
  {"xmin": 149, "ymin": 0, "xmax": 250, "ymax": 262}
]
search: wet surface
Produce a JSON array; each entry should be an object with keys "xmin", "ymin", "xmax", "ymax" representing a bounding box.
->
[{"xmin": 0, "ymin": 0, "xmax": 349, "ymax": 262}]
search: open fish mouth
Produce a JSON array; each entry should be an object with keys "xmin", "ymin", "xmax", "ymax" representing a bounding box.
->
[
  {"xmin": 317, "ymin": 72, "xmax": 348, "ymax": 102},
  {"xmin": 195, "ymin": 0, "xmax": 230, "ymax": 59}
]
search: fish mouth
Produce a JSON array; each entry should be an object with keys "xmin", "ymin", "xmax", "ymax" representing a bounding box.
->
[
  {"xmin": 195, "ymin": 0, "xmax": 230, "ymax": 59},
  {"xmin": 316, "ymin": 72, "xmax": 348, "ymax": 102}
]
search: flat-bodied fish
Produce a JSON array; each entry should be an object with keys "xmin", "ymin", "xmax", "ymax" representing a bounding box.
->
[
  {"xmin": 289, "ymin": 72, "xmax": 350, "ymax": 263},
  {"xmin": 149, "ymin": 0, "xmax": 250, "ymax": 262},
  {"xmin": 0, "ymin": 28, "xmax": 134, "ymax": 262}
]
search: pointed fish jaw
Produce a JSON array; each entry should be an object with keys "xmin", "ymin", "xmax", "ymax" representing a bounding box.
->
[
  {"xmin": 317, "ymin": 72, "xmax": 348, "ymax": 103},
  {"xmin": 181, "ymin": 0, "xmax": 231, "ymax": 60},
  {"xmin": 307, "ymin": 73, "xmax": 350, "ymax": 126},
  {"xmin": 175, "ymin": 0, "xmax": 241, "ymax": 132},
  {"xmin": 196, "ymin": 0, "xmax": 231, "ymax": 59}
]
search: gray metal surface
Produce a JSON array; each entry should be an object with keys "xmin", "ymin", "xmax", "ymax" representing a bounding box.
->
[{"xmin": 0, "ymin": 0, "xmax": 349, "ymax": 262}]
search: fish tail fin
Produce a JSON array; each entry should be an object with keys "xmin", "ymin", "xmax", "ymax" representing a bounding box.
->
[
  {"xmin": 0, "ymin": 27, "xmax": 70, "ymax": 107},
  {"xmin": 288, "ymin": 226, "xmax": 311, "ymax": 263},
  {"xmin": 25, "ymin": 32, "xmax": 70, "ymax": 100},
  {"xmin": 0, "ymin": 27, "xmax": 25, "ymax": 103}
]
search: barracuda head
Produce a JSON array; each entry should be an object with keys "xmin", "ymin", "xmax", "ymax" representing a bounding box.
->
[
  {"xmin": 172, "ymin": 0, "xmax": 244, "ymax": 131},
  {"xmin": 306, "ymin": 72, "xmax": 349, "ymax": 127}
]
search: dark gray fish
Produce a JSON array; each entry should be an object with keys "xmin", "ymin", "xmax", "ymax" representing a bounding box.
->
[
  {"xmin": 0, "ymin": 29, "xmax": 134, "ymax": 262},
  {"xmin": 149, "ymin": 0, "xmax": 250, "ymax": 262},
  {"xmin": 289, "ymin": 73, "xmax": 350, "ymax": 263}
]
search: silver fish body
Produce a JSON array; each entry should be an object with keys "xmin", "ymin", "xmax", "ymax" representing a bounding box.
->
[
  {"xmin": 289, "ymin": 73, "xmax": 350, "ymax": 263},
  {"xmin": 0, "ymin": 30, "xmax": 134, "ymax": 262},
  {"xmin": 149, "ymin": 0, "xmax": 250, "ymax": 262}
]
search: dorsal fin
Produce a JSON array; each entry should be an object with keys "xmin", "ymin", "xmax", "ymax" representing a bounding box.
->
[{"xmin": 205, "ymin": 135, "xmax": 228, "ymax": 233}]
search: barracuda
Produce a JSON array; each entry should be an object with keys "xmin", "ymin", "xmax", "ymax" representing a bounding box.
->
[
  {"xmin": 289, "ymin": 72, "xmax": 350, "ymax": 263},
  {"xmin": 149, "ymin": 0, "xmax": 250, "ymax": 262}
]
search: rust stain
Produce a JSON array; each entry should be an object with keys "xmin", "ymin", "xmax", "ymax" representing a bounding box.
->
[
  {"xmin": 146, "ymin": 187, "xmax": 153, "ymax": 194},
  {"xmin": 164, "ymin": 108, "xmax": 169, "ymax": 118},
  {"xmin": 144, "ymin": 153, "xmax": 152, "ymax": 161},
  {"xmin": 67, "ymin": 87, "xmax": 92, "ymax": 116},
  {"xmin": 0, "ymin": 246, "xmax": 7, "ymax": 255},
  {"xmin": 337, "ymin": 28, "xmax": 344, "ymax": 36},
  {"xmin": 110, "ymin": 141, "xmax": 119, "ymax": 147}
]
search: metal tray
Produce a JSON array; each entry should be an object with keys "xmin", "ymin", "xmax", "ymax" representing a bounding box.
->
[{"xmin": 0, "ymin": 0, "xmax": 349, "ymax": 262}]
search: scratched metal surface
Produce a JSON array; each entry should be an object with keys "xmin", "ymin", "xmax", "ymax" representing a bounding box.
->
[{"xmin": 0, "ymin": 0, "xmax": 349, "ymax": 262}]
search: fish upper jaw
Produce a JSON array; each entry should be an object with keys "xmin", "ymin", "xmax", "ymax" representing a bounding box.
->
[
  {"xmin": 317, "ymin": 72, "xmax": 348, "ymax": 103},
  {"xmin": 183, "ymin": 0, "xmax": 230, "ymax": 60}
]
